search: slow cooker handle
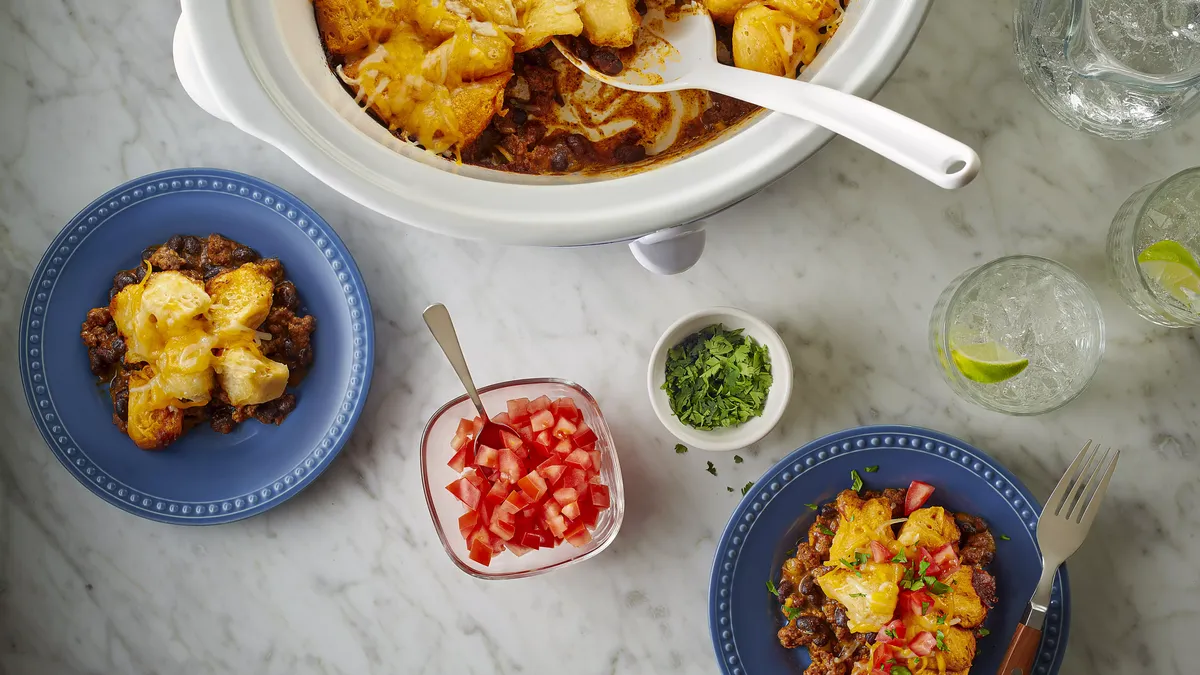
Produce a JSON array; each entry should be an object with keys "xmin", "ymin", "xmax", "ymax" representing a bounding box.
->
[
  {"xmin": 173, "ymin": 13, "xmax": 230, "ymax": 123},
  {"xmin": 628, "ymin": 223, "xmax": 707, "ymax": 275}
]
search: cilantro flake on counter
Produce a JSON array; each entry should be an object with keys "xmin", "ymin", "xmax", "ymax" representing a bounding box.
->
[
  {"xmin": 734, "ymin": 455, "xmax": 744, "ymax": 464},
  {"xmin": 675, "ymin": 444, "xmax": 688, "ymax": 454},
  {"xmin": 706, "ymin": 461, "xmax": 717, "ymax": 476},
  {"xmin": 741, "ymin": 481, "xmax": 754, "ymax": 496}
]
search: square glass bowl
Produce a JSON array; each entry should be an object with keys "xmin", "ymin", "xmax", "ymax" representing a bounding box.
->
[{"xmin": 420, "ymin": 378, "xmax": 625, "ymax": 579}]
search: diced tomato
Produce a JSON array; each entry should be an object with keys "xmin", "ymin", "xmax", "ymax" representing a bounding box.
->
[
  {"xmin": 530, "ymin": 409, "xmax": 555, "ymax": 432},
  {"xmin": 468, "ymin": 538, "xmax": 493, "ymax": 565},
  {"xmin": 909, "ymin": 631, "xmax": 937, "ymax": 657},
  {"xmin": 547, "ymin": 514, "xmax": 568, "ymax": 538},
  {"xmin": 899, "ymin": 589, "xmax": 934, "ymax": 618},
  {"xmin": 476, "ymin": 445, "xmax": 499, "ymax": 469},
  {"xmin": 875, "ymin": 619, "xmax": 906, "ymax": 646},
  {"xmin": 553, "ymin": 438, "xmax": 573, "ymax": 455},
  {"xmin": 539, "ymin": 463, "xmax": 566, "ymax": 485},
  {"xmin": 519, "ymin": 531, "xmax": 544, "ymax": 549},
  {"xmin": 534, "ymin": 430, "xmax": 553, "ymax": 450},
  {"xmin": 450, "ymin": 431, "xmax": 470, "ymax": 451},
  {"xmin": 528, "ymin": 395, "xmax": 552, "ymax": 413},
  {"xmin": 573, "ymin": 421, "xmax": 597, "ymax": 446},
  {"xmin": 498, "ymin": 447, "xmax": 524, "ymax": 483},
  {"xmin": 500, "ymin": 429, "xmax": 523, "ymax": 450},
  {"xmin": 485, "ymin": 479, "xmax": 509, "ymax": 505},
  {"xmin": 464, "ymin": 470, "xmax": 487, "ymax": 493},
  {"xmin": 869, "ymin": 540, "xmax": 891, "ymax": 564},
  {"xmin": 516, "ymin": 425, "xmax": 535, "ymax": 444},
  {"xmin": 544, "ymin": 500, "xmax": 561, "ymax": 518},
  {"xmin": 455, "ymin": 418, "xmax": 475, "ymax": 438},
  {"xmin": 507, "ymin": 397, "xmax": 531, "ymax": 422},
  {"xmin": 517, "ymin": 471, "xmax": 548, "ymax": 501},
  {"xmin": 447, "ymin": 446, "xmax": 471, "ymax": 472},
  {"xmin": 503, "ymin": 489, "xmax": 533, "ymax": 513},
  {"xmin": 577, "ymin": 499, "xmax": 599, "ymax": 527},
  {"xmin": 446, "ymin": 477, "xmax": 482, "ymax": 510},
  {"xmin": 488, "ymin": 515, "xmax": 516, "ymax": 541},
  {"xmin": 588, "ymin": 450, "xmax": 602, "ymax": 472},
  {"xmin": 563, "ymin": 521, "xmax": 592, "ymax": 547},
  {"xmin": 871, "ymin": 670, "xmax": 889, "ymax": 675},
  {"xmin": 589, "ymin": 484, "xmax": 610, "ymax": 509},
  {"xmin": 561, "ymin": 501, "xmax": 581, "ymax": 520},
  {"xmin": 915, "ymin": 546, "xmax": 942, "ymax": 577},
  {"xmin": 565, "ymin": 449, "xmax": 591, "ymax": 470},
  {"xmin": 931, "ymin": 543, "xmax": 960, "ymax": 580},
  {"xmin": 562, "ymin": 467, "xmax": 587, "ymax": 491},
  {"xmin": 552, "ymin": 416, "xmax": 578, "ymax": 439},
  {"xmin": 553, "ymin": 487, "xmax": 579, "ymax": 505},
  {"xmin": 458, "ymin": 511, "xmax": 479, "ymax": 540},
  {"xmin": 872, "ymin": 643, "xmax": 893, "ymax": 668},
  {"xmin": 551, "ymin": 397, "xmax": 581, "ymax": 422},
  {"xmin": 471, "ymin": 417, "xmax": 485, "ymax": 435},
  {"xmin": 904, "ymin": 480, "xmax": 936, "ymax": 515},
  {"xmin": 491, "ymin": 412, "xmax": 512, "ymax": 427}
]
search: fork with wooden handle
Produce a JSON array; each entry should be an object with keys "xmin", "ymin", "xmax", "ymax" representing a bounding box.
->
[{"xmin": 998, "ymin": 440, "xmax": 1119, "ymax": 675}]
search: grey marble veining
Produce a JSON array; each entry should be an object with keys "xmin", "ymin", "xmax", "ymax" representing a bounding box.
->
[{"xmin": 0, "ymin": 0, "xmax": 1198, "ymax": 673}]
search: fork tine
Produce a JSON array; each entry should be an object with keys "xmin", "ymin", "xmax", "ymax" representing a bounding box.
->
[
  {"xmin": 1076, "ymin": 449, "xmax": 1120, "ymax": 527},
  {"xmin": 1066, "ymin": 446, "xmax": 1109, "ymax": 522},
  {"xmin": 1048, "ymin": 440, "xmax": 1094, "ymax": 516}
]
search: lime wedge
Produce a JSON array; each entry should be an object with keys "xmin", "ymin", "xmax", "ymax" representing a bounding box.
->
[
  {"xmin": 1138, "ymin": 240, "xmax": 1200, "ymax": 309},
  {"xmin": 951, "ymin": 342, "xmax": 1030, "ymax": 384}
]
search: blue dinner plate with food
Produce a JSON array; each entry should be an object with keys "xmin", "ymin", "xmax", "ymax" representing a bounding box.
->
[
  {"xmin": 709, "ymin": 425, "xmax": 1069, "ymax": 675},
  {"xmin": 18, "ymin": 168, "xmax": 373, "ymax": 525}
]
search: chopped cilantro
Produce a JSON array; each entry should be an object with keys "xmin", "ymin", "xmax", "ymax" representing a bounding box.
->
[
  {"xmin": 849, "ymin": 515, "xmax": 856, "ymax": 522},
  {"xmin": 864, "ymin": 465, "xmax": 879, "ymax": 473},
  {"xmin": 741, "ymin": 481, "xmax": 754, "ymax": 496},
  {"xmin": 850, "ymin": 469, "xmax": 864, "ymax": 492},
  {"xmin": 854, "ymin": 551, "xmax": 870, "ymax": 566},
  {"xmin": 734, "ymin": 455, "xmax": 744, "ymax": 464},
  {"xmin": 661, "ymin": 324, "xmax": 773, "ymax": 430},
  {"xmin": 839, "ymin": 558, "xmax": 856, "ymax": 569},
  {"xmin": 978, "ymin": 628, "xmax": 991, "ymax": 637},
  {"xmin": 936, "ymin": 615, "xmax": 945, "ymax": 625},
  {"xmin": 805, "ymin": 503, "xmax": 818, "ymax": 511},
  {"xmin": 921, "ymin": 601, "xmax": 930, "ymax": 615},
  {"xmin": 928, "ymin": 580, "xmax": 952, "ymax": 595},
  {"xmin": 783, "ymin": 606, "xmax": 802, "ymax": 621},
  {"xmin": 999, "ymin": 534, "xmax": 1011, "ymax": 541},
  {"xmin": 936, "ymin": 630, "xmax": 946, "ymax": 651},
  {"xmin": 891, "ymin": 549, "xmax": 908, "ymax": 563},
  {"xmin": 819, "ymin": 525, "xmax": 836, "ymax": 536},
  {"xmin": 675, "ymin": 444, "xmax": 688, "ymax": 454},
  {"xmin": 849, "ymin": 593, "xmax": 866, "ymax": 598},
  {"xmin": 766, "ymin": 579, "xmax": 779, "ymax": 596},
  {"xmin": 727, "ymin": 486, "xmax": 734, "ymax": 492},
  {"xmin": 884, "ymin": 629, "xmax": 897, "ymax": 639},
  {"xmin": 918, "ymin": 560, "xmax": 930, "ymax": 576},
  {"xmin": 706, "ymin": 461, "xmax": 717, "ymax": 476},
  {"xmin": 909, "ymin": 579, "xmax": 925, "ymax": 591},
  {"xmin": 891, "ymin": 667, "xmax": 913, "ymax": 675},
  {"xmin": 785, "ymin": 548, "xmax": 797, "ymax": 558}
]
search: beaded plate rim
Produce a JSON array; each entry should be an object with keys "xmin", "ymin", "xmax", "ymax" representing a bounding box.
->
[
  {"xmin": 18, "ymin": 167, "xmax": 375, "ymax": 525},
  {"xmin": 707, "ymin": 424, "xmax": 1070, "ymax": 675}
]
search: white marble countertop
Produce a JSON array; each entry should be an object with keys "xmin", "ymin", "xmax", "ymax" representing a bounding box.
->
[{"xmin": 1, "ymin": 1, "xmax": 1198, "ymax": 674}]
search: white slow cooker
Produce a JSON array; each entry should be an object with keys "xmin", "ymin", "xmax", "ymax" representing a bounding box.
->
[{"xmin": 173, "ymin": 0, "xmax": 933, "ymax": 273}]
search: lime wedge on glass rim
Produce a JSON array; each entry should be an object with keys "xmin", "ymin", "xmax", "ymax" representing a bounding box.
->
[
  {"xmin": 950, "ymin": 342, "xmax": 1030, "ymax": 384},
  {"xmin": 1137, "ymin": 240, "xmax": 1200, "ymax": 309}
]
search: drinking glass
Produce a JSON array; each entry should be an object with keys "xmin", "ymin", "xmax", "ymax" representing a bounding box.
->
[
  {"xmin": 1106, "ymin": 167, "xmax": 1200, "ymax": 326},
  {"xmin": 930, "ymin": 256, "xmax": 1105, "ymax": 415},
  {"xmin": 1014, "ymin": 0, "xmax": 1200, "ymax": 139}
]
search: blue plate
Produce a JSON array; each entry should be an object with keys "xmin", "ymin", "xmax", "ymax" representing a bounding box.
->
[
  {"xmin": 18, "ymin": 168, "xmax": 374, "ymax": 525},
  {"xmin": 709, "ymin": 425, "xmax": 1069, "ymax": 675}
]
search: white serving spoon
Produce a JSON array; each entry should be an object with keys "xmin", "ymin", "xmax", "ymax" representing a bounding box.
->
[{"xmin": 553, "ymin": 4, "xmax": 980, "ymax": 189}]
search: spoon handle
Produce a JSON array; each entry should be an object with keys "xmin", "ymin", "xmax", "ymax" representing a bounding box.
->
[
  {"xmin": 691, "ymin": 64, "xmax": 980, "ymax": 189},
  {"xmin": 423, "ymin": 304, "xmax": 488, "ymax": 418}
]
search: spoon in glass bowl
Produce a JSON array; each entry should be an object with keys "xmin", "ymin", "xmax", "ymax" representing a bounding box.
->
[
  {"xmin": 423, "ymin": 303, "xmax": 519, "ymax": 456},
  {"xmin": 553, "ymin": 3, "xmax": 980, "ymax": 189}
]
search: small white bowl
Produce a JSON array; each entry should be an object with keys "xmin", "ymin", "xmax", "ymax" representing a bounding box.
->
[{"xmin": 647, "ymin": 307, "xmax": 793, "ymax": 452}]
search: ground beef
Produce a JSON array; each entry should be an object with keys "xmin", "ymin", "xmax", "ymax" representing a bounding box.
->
[
  {"xmin": 880, "ymin": 488, "xmax": 906, "ymax": 518},
  {"xmin": 80, "ymin": 308, "xmax": 124, "ymax": 377},
  {"xmin": 960, "ymin": 530, "xmax": 996, "ymax": 566},
  {"xmin": 261, "ymin": 307, "xmax": 316, "ymax": 382},
  {"xmin": 972, "ymin": 567, "xmax": 998, "ymax": 609},
  {"xmin": 955, "ymin": 512, "xmax": 989, "ymax": 536},
  {"xmin": 778, "ymin": 615, "xmax": 833, "ymax": 649}
]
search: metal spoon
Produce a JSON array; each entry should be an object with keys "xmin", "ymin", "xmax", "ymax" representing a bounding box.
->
[
  {"xmin": 423, "ymin": 303, "xmax": 518, "ymax": 453},
  {"xmin": 553, "ymin": 3, "xmax": 980, "ymax": 189}
]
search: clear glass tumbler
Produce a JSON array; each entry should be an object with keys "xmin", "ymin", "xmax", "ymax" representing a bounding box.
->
[
  {"xmin": 930, "ymin": 256, "xmax": 1105, "ymax": 415},
  {"xmin": 1106, "ymin": 167, "xmax": 1200, "ymax": 327},
  {"xmin": 1014, "ymin": 0, "xmax": 1200, "ymax": 139}
]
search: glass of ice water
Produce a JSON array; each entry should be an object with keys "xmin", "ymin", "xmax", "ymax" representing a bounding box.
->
[
  {"xmin": 1014, "ymin": 0, "xmax": 1200, "ymax": 139},
  {"xmin": 1107, "ymin": 167, "xmax": 1200, "ymax": 326},
  {"xmin": 929, "ymin": 256, "xmax": 1105, "ymax": 415}
]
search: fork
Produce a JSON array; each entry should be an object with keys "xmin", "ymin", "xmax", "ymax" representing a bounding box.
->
[{"xmin": 998, "ymin": 440, "xmax": 1119, "ymax": 675}]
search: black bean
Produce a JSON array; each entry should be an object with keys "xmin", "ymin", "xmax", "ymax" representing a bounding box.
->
[
  {"xmin": 612, "ymin": 144, "xmax": 646, "ymax": 164},
  {"xmin": 549, "ymin": 144, "xmax": 570, "ymax": 172},
  {"xmin": 231, "ymin": 246, "xmax": 258, "ymax": 265},
  {"xmin": 113, "ymin": 270, "xmax": 138, "ymax": 292},
  {"xmin": 798, "ymin": 575, "xmax": 823, "ymax": 602},
  {"xmin": 166, "ymin": 235, "xmax": 184, "ymax": 252},
  {"xmin": 111, "ymin": 335, "xmax": 125, "ymax": 354},
  {"xmin": 182, "ymin": 236, "xmax": 204, "ymax": 256},
  {"xmin": 819, "ymin": 503, "xmax": 837, "ymax": 518},
  {"xmin": 134, "ymin": 264, "xmax": 146, "ymax": 282},
  {"xmin": 574, "ymin": 37, "xmax": 592, "ymax": 60},
  {"xmin": 511, "ymin": 108, "xmax": 528, "ymax": 125},
  {"xmin": 204, "ymin": 265, "xmax": 225, "ymax": 281},
  {"xmin": 141, "ymin": 247, "xmax": 156, "ymax": 262},
  {"xmin": 777, "ymin": 579, "xmax": 795, "ymax": 598},
  {"xmin": 565, "ymin": 133, "xmax": 589, "ymax": 156},
  {"xmin": 281, "ymin": 338, "xmax": 295, "ymax": 355},
  {"xmin": 591, "ymin": 48, "xmax": 624, "ymax": 76},
  {"xmin": 274, "ymin": 282, "xmax": 300, "ymax": 311},
  {"xmin": 833, "ymin": 607, "xmax": 849, "ymax": 630},
  {"xmin": 113, "ymin": 390, "xmax": 129, "ymax": 422},
  {"xmin": 104, "ymin": 321, "xmax": 117, "ymax": 334}
]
